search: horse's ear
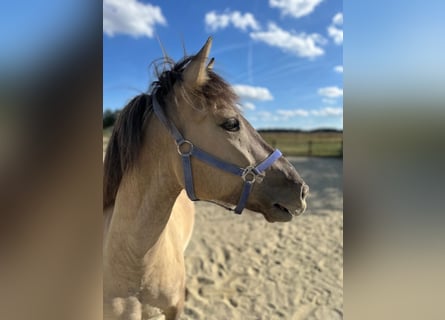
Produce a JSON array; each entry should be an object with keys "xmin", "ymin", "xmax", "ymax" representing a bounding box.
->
[
  {"xmin": 207, "ymin": 57, "xmax": 215, "ymax": 70},
  {"xmin": 183, "ymin": 37, "xmax": 212, "ymax": 87}
]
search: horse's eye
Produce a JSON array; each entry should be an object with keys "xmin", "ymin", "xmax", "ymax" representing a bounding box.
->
[{"xmin": 221, "ymin": 118, "xmax": 240, "ymax": 132}]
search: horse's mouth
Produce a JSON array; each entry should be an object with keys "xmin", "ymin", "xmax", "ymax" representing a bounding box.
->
[
  {"xmin": 263, "ymin": 202, "xmax": 306, "ymax": 222},
  {"xmin": 273, "ymin": 203, "xmax": 292, "ymax": 215},
  {"xmin": 262, "ymin": 203, "xmax": 294, "ymax": 222}
]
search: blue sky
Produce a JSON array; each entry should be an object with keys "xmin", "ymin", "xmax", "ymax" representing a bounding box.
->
[{"xmin": 104, "ymin": 0, "xmax": 343, "ymax": 130}]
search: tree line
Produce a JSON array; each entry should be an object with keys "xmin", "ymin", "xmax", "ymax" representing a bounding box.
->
[{"xmin": 103, "ymin": 109, "xmax": 120, "ymax": 128}]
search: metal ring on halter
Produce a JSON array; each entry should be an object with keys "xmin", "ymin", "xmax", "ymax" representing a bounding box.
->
[
  {"xmin": 241, "ymin": 166, "xmax": 257, "ymax": 183},
  {"xmin": 176, "ymin": 140, "xmax": 194, "ymax": 156}
]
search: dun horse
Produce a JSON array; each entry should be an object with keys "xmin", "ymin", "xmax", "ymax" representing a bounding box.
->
[{"xmin": 103, "ymin": 38, "xmax": 309, "ymax": 320}]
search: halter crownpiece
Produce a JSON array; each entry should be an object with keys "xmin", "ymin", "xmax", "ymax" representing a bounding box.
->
[{"xmin": 151, "ymin": 87, "xmax": 282, "ymax": 214}]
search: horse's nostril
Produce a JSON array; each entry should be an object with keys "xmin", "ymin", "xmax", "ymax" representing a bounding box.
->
[{"xmin": 301, "ymin": 184, "xmax": 309, "ymax": 200}]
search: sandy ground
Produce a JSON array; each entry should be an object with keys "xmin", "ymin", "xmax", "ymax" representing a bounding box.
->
[
  {"xmin": 103, "ymin": 139, "xmax": 343, "ymax": 319},
  {"xmin": 181, "ymin": 157, "xmax": 343, "ymax": 320}
]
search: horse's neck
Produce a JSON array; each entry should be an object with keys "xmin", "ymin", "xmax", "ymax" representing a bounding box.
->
[
  {"xmin": 109, "ymin": 168, "xmax": 181, "ymax": 250},
  {"xmin": 104, "ymin": 124, "xmax": 183, "ymax": 295}
]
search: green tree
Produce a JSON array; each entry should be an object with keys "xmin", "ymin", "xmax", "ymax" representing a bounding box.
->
[{"xmin": 103, "ymin": 109, "xmax": 118, "ymax": 128}]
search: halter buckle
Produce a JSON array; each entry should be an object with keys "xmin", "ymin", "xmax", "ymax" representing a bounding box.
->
[
  {"xmin": 176, "ymin": 140, "xmax": 194, "ymax": 156},
  {"xmin": 241, "ymin": 166, "xmax": 257, "ymax": 184}
]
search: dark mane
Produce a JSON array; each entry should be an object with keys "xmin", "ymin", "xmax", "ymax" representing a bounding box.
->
[
  {"xmin": 103, "ymin": 94, "xmax": 151, "ymax": 209},
  {"xmin": 103, "ymin": 55, "xmax": 238, "ymax": 209}
]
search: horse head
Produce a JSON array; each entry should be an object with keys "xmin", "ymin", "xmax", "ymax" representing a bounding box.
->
[{"xmin": 153, "ymin": 38, "xmax": 309, "ymax": 222}]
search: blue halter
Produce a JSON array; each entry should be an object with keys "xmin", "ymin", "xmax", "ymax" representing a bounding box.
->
[{"xmin": 151, "ymin": 87, "xmax": 282, "ymax": 214}]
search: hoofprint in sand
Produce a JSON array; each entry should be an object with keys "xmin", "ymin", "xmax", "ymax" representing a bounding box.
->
[{"xmin": 181, "ymin": 157, "xmax": 343, "ymax": 320}]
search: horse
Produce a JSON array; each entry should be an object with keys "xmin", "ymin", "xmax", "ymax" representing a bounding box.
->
[{"xmin": 103, "ymin": 37, "xmax": 309, "ymax": 320}]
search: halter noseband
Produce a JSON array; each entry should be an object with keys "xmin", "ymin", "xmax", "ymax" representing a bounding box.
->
[{"xmin": 151, "ymin": 87, "xmax": 282, "ymax": 214}]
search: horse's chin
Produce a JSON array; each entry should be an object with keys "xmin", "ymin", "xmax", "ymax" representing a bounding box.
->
[{"xmin": 262, "ymin": 205, "xmax": 294, "ymax": 223}]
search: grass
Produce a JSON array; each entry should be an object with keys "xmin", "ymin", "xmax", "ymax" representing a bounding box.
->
[
  {"xmin": 103, "ymin": 127, "xmax": 113, "ymax": 138},
  {"xmin": 259, "ymin": 131, "xmax": 342, "ymax": 157},
  {"xmin": 103, "ymin": 127, "xmax": 343, "ymax": 158}
]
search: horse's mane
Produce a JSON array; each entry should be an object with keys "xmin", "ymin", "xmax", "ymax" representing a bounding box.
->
[
  {"xmin": 103, "ymin": 55, "xmax": 237, "ymax": 209},
  {"xmin": 103, "ymin": 94, "xmax": 151, "ymax": 209}
]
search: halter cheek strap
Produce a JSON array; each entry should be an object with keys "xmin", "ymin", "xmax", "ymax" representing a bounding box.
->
[{"xmin": 152, "ymin": 88, "xmax": 282, "ymax": 214}]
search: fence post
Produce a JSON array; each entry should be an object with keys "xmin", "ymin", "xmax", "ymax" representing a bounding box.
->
[
  {"xmin": 308, "ymin": 140, "xmax": 312, "ymax": 157},
  {"xmin": 340, "ymin": 139, "xmax": 343, "ymax": 157}
]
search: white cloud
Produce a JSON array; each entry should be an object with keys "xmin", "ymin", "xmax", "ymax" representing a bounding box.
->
[
  {"xmin": 232, "ymin": 84, "xmax": 274, "ymax": 101},
  {"xmin": 256, "ymin": 111, "xmax": 273, "ymax": 121},
  {"xmin": 333, "ymin": 12, "xmax": 343, "ymax": 25},
  {"xmin": 250, "ymin": 23, "xmax": 326, "ymax": 58},
  {"xmin": 328, "ymin": 25, "xmax": 343, "ymax": 45},
  {"xmin": 318, "ymin": 86, "xmax": 343, "ymax": 98},
  {"xmin": 334, "ymin": 65, "xmax": 343, "ymax": 73},
  {"xmin": 270, "ymin": 107, "xmax": 342, "ymax": 120},
  {"xmin": 103, "ymin": 0, "xmax": 166, "ymax": 38},
  {"xmin": 328, "ymin": 12, "xmax": 343, "ymax": 45},
  {"xmin": 311, "ymin": 107, "xmax": 343, "ymax": 116},
  {"xmin": 251, "ymin": 111, "xmax": 277, "ymax": 122},
  {"xmin": 322, "ymin": 98, "xmax": 337, "ymax": 105},
  {"xmin": 205, "ymin": 11, "xmax": 230, "ymax": 31},
  {"xmin": 240, "ymin": 102, "xmax": 256, "ymax": 110},
  {"xmin": 277, "ymin": 109, "xmax": 309, "ymax": 118},
  {"xmin": 205, "ymin": 10, "xmax": 260, "ymax": 32},
  {"xmin": 269, "ymin": 0, "xmax": 324, "ymax": 18},
  {"xmin": 258, "ymin": 111, "xmax": 272, "ymax": 118}
]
